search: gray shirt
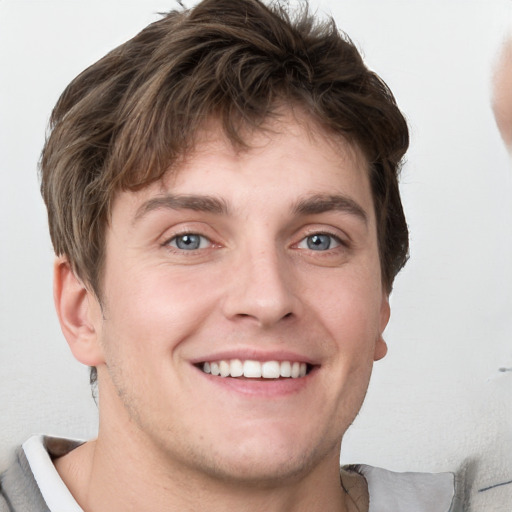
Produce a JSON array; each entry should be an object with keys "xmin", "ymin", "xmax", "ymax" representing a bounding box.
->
[{"xmin": 0, "ymin": 435, "xmax": 462, "ymax": 512}]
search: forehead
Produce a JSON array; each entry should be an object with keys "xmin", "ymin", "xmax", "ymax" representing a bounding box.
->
[
  {"xmin": 165, "ymin": 113, "xmax": 367, "ymax": 191},
  {"xmin": 112, "ymin": 111, "xmax": 372, "ymax": 221}
]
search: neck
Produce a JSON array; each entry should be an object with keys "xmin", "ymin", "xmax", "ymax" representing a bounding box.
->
[
  {"xmin": 54, "ymin": 377, "xmax": 363, "ymax": 512},
  {"xmin": 55, "ymin": 427, "xmax": 355, "ymax": 512}
]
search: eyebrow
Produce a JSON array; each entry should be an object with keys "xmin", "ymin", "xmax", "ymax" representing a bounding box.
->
[
  {"xmin": 133, "ymin": 194, "xmax": 229, "ymax": 224},
  {"xmin": 292, "ymin": 194, "xmax": 368, "ymax": 224},
  {"xmin": 133, "ymin": 192, "xmax": 367, "ymax": 225}
]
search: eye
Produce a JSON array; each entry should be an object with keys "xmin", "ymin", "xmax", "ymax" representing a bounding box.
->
[
  {"xmin": 298, "ymin": 233, "xmax": 341, "ymax": 251},
  {"xmin": 167, "ymin": 233, "xmax": 211, "ymax": 251}
]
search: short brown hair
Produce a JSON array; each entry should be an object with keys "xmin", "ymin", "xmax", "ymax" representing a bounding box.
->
[{"xmin": 40, "ymin": 0, "xmax": 409, "ymax": 297}]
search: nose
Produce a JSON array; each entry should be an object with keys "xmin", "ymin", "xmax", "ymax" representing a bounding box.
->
[{"xmin": 221, "ymin": 244, "xmax": 299, "ymax": 328}]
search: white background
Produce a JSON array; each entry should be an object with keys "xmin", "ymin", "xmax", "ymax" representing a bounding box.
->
[{"xmin": 1, "ymin": 1, "xmax": 511, "ymax": 510}]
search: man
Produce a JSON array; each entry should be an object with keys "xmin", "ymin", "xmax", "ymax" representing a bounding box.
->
[{"xmin": 0, "ymin": 0, "xmax": 461, "ymax": 510}]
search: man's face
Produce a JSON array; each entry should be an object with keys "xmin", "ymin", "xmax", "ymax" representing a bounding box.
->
[{"xmin": 90, "ymin": 112, "xmax": 389, "ymax": 484}]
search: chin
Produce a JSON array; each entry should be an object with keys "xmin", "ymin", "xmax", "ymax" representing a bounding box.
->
[
  {"xmin": 187, "ymin": 424, "xmax": 337, "ymax": 486},
  {"xmin": 203, "ymin": 449, "xmax": 317, "ymax": 486}
]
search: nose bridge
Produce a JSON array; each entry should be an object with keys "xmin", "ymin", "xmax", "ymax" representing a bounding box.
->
[{"xmin": 222, "ymin": 235, "xmax": 297, "ymax": 326}]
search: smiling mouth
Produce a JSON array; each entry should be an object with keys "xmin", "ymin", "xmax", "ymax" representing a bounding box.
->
[{"xmin": 197, "ymin": 359, "xmax": 314, "ymax": 379}]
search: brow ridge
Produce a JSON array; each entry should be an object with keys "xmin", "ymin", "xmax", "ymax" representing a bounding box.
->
[
  {"xmin": 134, "ymin": 192, "xmax": 367, "ymax": 225},
  {"xmin": 292, "ymin": 194, "xmax": 368, "ymax": 223},
  {"xmin": 133, "ymin": 194, "xmax": 229, "ymax": 224}
]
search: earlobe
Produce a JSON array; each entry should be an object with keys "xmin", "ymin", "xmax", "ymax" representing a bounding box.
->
[
  {"xmin": 53, "ymin": 257, "xmax": 104, "ymax": 366},
  {"xmin": 374, "ymin": 292, "xmax": 390, "ymax": 361},
  {"xmin": 374, "ymin": 336, "xmax": 388, "ymax": 361}
]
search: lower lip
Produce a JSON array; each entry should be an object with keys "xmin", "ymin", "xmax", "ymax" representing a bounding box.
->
[{"xmin": 195, "ymin": 367, "xmax": 315, "ymax": 397}]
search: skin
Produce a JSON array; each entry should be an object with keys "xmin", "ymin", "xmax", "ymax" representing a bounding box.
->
[
  {"xmin": 492, "ymin": 35, "xmax": 512, "ymax": 151},
  {"xmin": 53, "ymin": 111, "xmax": 388, "ymax": 512}
]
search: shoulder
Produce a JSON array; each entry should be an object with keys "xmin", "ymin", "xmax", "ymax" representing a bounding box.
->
[
  {"xmin": 344, "ymin": 464, "xmax": 463, "ymax": 512},
  {"xmin": 0, "ymin": 435, "xmax": 84, "ymax": 512},
  {"xmin": 0, "ymin": 444, "xmax": 49, "ymax": 512},
  {"xmin": 0, "ymin": 492, "xmax": 11, "ymax": 512}
]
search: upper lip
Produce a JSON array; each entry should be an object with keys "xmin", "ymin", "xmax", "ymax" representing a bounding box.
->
[{"xmin": 189, "ymin": 349, "xmax": 318, "ymax": 365}]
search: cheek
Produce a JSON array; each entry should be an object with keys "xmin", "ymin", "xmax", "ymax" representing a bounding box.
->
[
  {"xmin": 306, "ymin": 269, "xmax": 383, "ymax": 339},
  {"xmin": 101, "ymin": 265, "xmax": 220, "ymax": 357}
]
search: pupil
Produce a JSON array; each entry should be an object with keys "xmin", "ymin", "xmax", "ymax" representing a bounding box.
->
[
  {"xmin": 308, "ymin": 234, "xmax": 330, "ymax": 251},
  {"xmin": 177, "ymin": 234, "xmax": 200, "ymax": 250}
]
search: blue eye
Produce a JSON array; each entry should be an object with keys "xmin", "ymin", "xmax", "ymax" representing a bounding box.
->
[
  {"xmin": 299, "ymin": 234, "xmax": 341, "ymax": 251},
  {"xmin": 168, "ymin": 234, "xmax": 210, "ymax": 250}
]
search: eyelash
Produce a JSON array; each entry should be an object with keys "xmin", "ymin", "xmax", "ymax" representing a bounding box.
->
[
  {"xmin": 296, "ymin": 232, "xmax": 346, "ymax": 252},
  {"xmin": 162, "ymin": 230, "xmax": 347, "ymax": 255},
  {"xmin": 164, "ymin": 232, "xmax": 213, "ymax": 252}
]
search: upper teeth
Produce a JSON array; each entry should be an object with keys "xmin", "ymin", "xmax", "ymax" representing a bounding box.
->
[{"xmin": 202, "ymin": 360, "xmax": 308, "ymax": 379}]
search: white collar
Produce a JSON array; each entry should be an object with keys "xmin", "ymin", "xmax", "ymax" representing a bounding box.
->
[{"xmin": 22, "ymin": 435, "xmax": 84, "ymax": 512}]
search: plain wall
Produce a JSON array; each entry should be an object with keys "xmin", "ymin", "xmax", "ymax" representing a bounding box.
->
[{"xmin": 1, "ymin": 1, "xmax": 511, "ymax": 510}]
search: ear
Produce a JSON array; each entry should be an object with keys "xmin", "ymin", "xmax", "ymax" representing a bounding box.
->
[
  {"xmin": 53, "ymin": 256, "xmax": 105, "ymax": 366},
  {"xmin": 374, "ymin": 292, "xmax": 390, "ymax": 362}
]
